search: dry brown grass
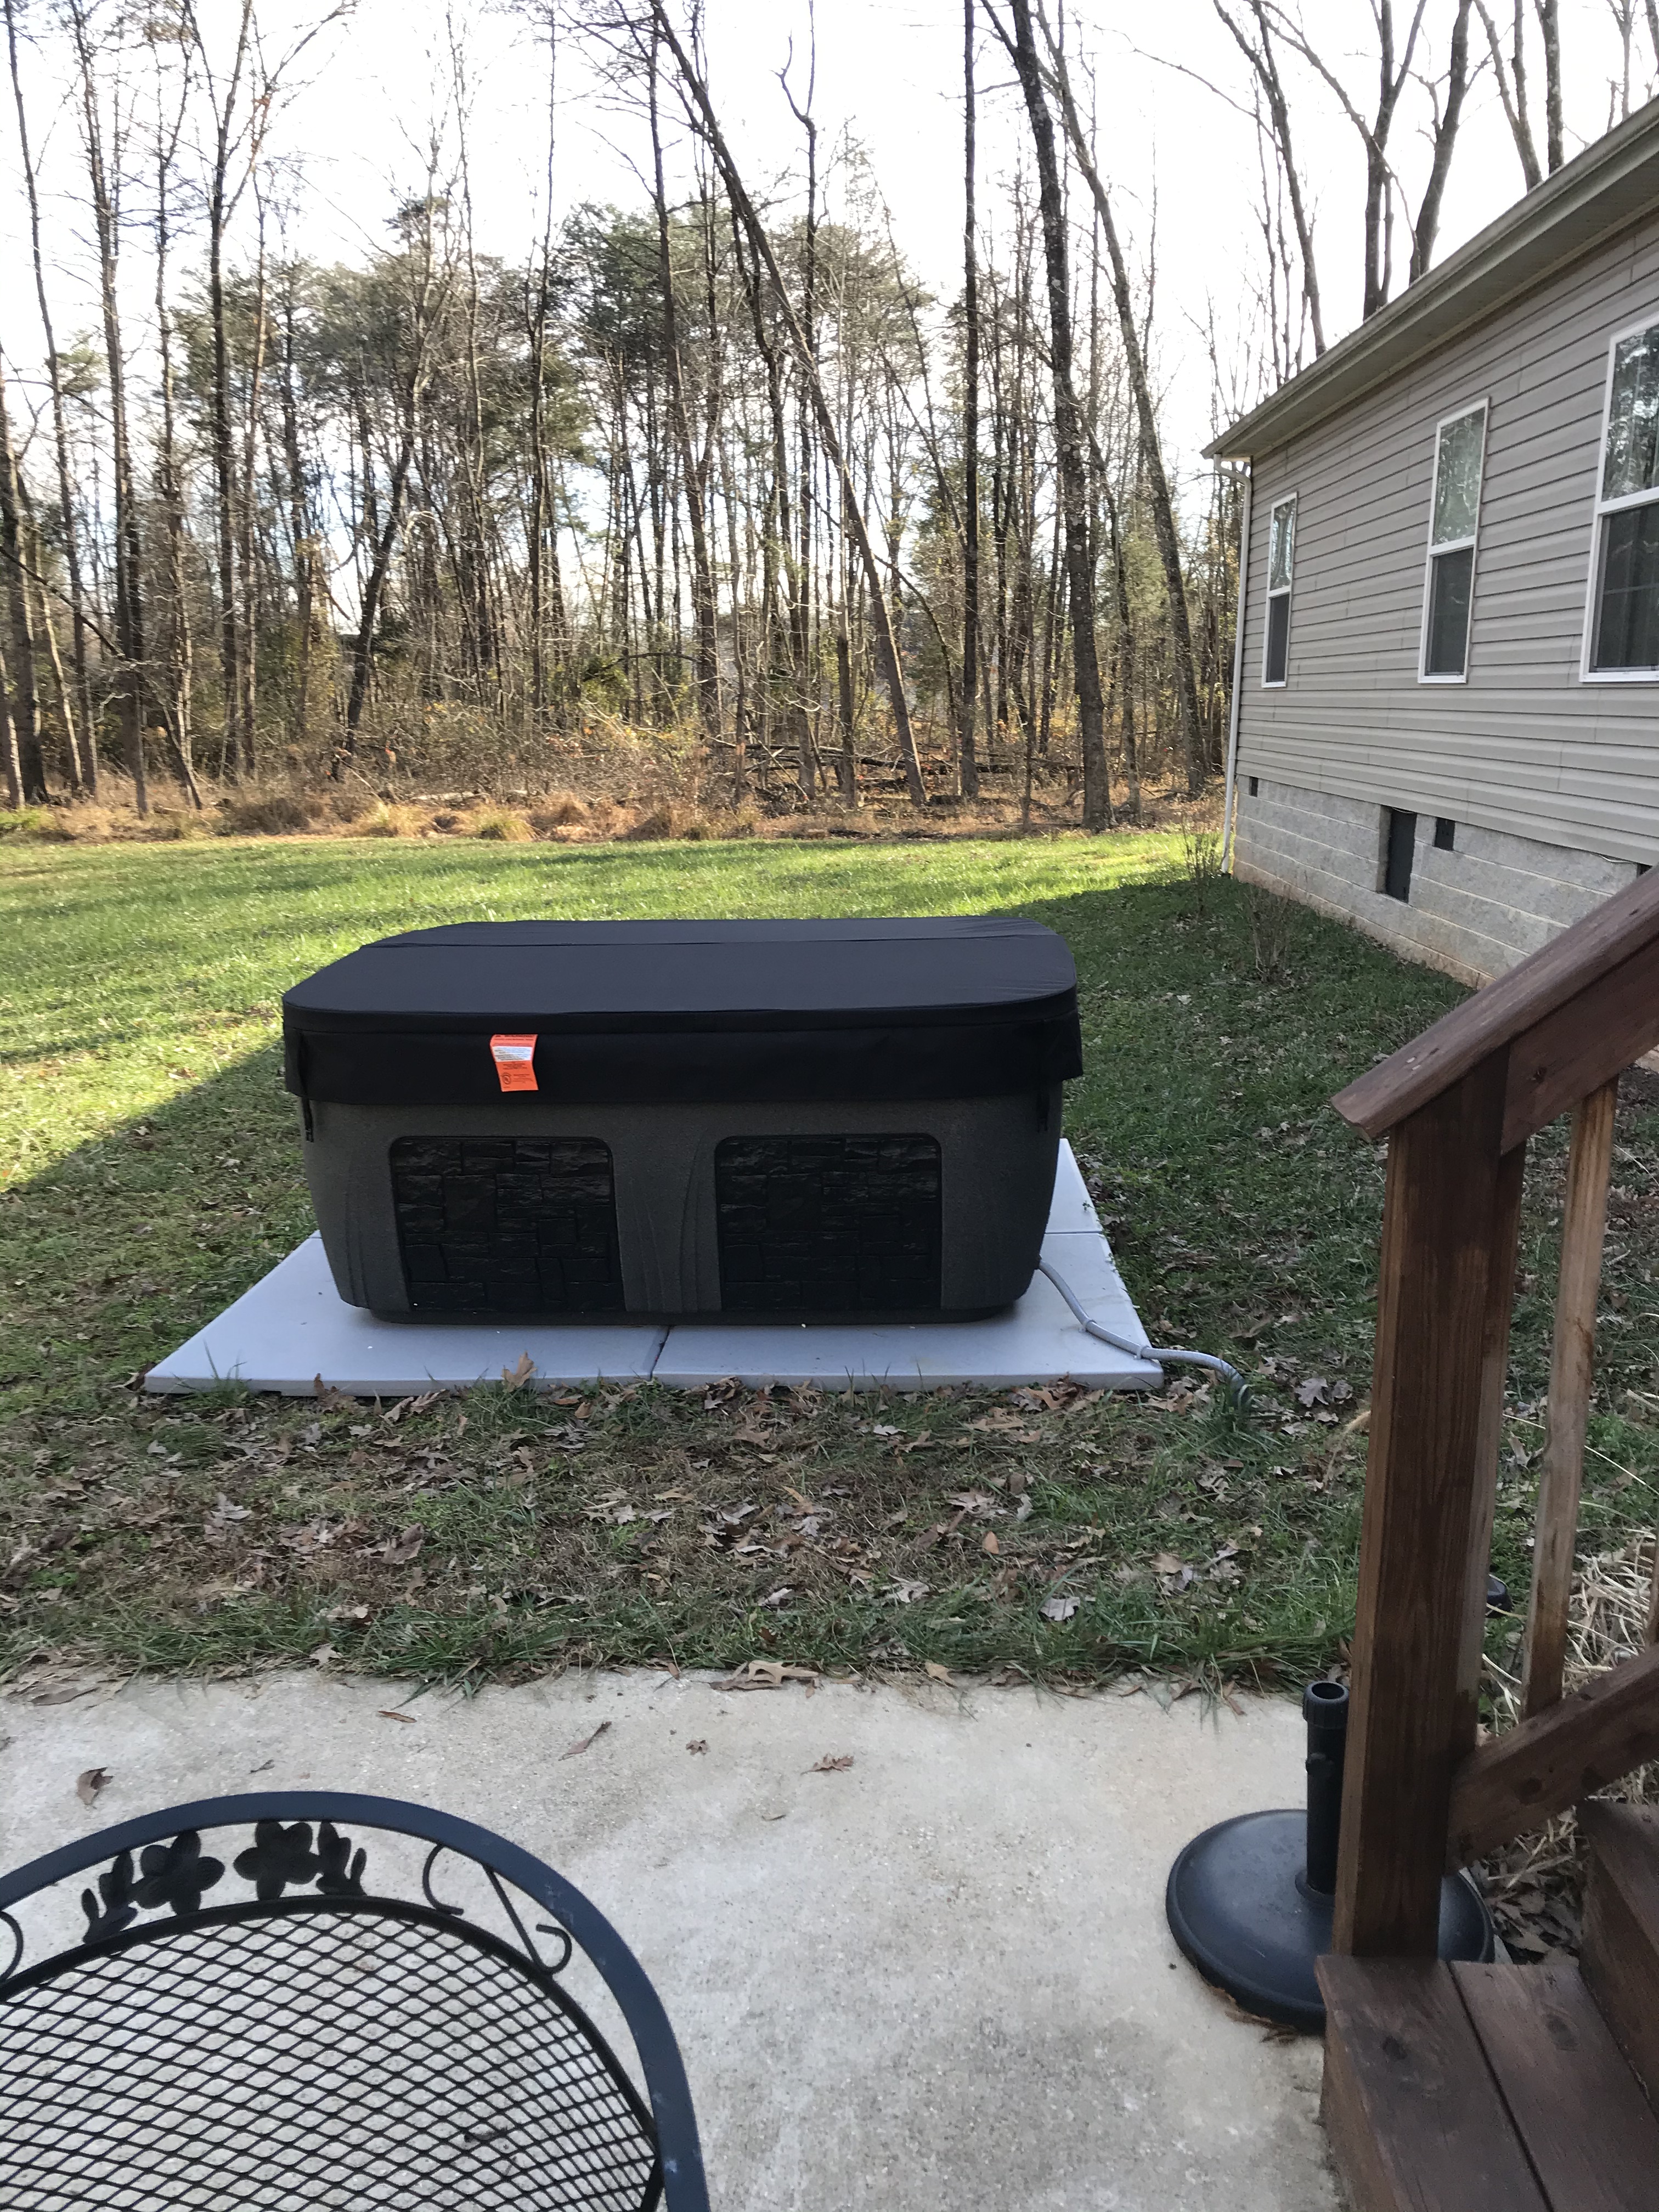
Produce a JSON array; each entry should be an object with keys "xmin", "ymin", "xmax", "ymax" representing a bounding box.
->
[
  {"xmin": 470, "ymin": 809, "xmax": 535, "ymax": 842},
  {"xmin": 1479, "ymin": 1534, "xmax": 1658, "ymax": 1958},
  {"xmin": 349, "ymin": 802, "xmax": 424, "ymax": 838},
  {"xmin": 7, "ymin": 763, "xmax": 1222, "ymax": 849}
]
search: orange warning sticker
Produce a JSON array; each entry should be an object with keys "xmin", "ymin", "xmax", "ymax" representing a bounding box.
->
[{"xmin": 489, "ymin": 1034, "xmax": 538, "ymax": 1093}]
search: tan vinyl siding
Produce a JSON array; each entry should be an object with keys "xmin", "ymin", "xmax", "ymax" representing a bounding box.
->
[{"xmin": 1237, "ymin": 220, "xmax": 1659, "ymax": 861}]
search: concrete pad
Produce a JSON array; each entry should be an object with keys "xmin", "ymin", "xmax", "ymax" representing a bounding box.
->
[
  {"xmin": 0, "ymin": 1671, "xmax": 1337, "ymax": 2212},
  {"xmin": 144, "ymin": 1235, "xmax": 668, "ymax": 1397},
  {"xmin": 146, "ymin": 1144, "xmax": 1163, "ymax": 1398},
  {"xmin": 651, "ymin": 1260, "xmax": 1156, "ymax": 1390}
]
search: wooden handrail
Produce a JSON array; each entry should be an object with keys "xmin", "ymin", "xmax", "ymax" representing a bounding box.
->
[
  {"xmin": 1333, "ymin": 866, "xmax": 1659, "ymax": 1142},
  {"xmin": 1328, "ymin": 866, "xmax": 1659, "ymax": 1960},
  {"xmin": 1447, "ymin": 1643, "xmax": 1659, "ymax": 1865}
]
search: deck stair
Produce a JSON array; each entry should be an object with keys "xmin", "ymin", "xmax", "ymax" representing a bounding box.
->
[
  {"xmin": 1311, "ymin": 871, "xmax": 1659, "ymax": 2211},
  {"xmin": 1319, "ymin": 1804, "xmax": 1659, "ymax": 2209}
]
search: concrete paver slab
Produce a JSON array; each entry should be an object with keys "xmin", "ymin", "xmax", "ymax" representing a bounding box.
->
[
  {"xmin": 0, "ymin": 1670, "xmax": 1337, "ymax": 2212},
  {"xmin": 146, "ymin": 1144, "xmax": 1163, "ymax": 1398}
]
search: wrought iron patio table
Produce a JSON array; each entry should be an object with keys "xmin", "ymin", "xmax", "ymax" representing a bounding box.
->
[{"xmin": 0, "ymin": 1790, "xmax": 709, "ymax": 2211}]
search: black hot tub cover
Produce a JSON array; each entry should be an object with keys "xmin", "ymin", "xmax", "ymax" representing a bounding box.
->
[{"xmin": 283, "ymin": 916, "xmax": 1082, "ymax": 1107}]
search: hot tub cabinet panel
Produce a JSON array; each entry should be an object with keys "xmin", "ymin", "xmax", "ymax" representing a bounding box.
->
[{"xmin": 283, "ymin": 918, "xmax": 1080, "ymax": 1324}]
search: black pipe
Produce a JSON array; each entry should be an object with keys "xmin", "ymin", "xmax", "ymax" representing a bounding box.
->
[{"xmin": 1301, "ymin": 1679, "xmax": 1350, "ymax": 1898}]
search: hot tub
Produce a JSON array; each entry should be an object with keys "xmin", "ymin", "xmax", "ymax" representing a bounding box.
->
[{"xmin": 281, "ymin": 917, "xmax": 1082, "ymax": 1323}]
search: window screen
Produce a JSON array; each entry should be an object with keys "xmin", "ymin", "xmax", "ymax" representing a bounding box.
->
[
  {"xmin": 1591, "ymin": 324, "xmax": 1659, "ymax": 673},
  {"xmin": 1421, "ymin": 407, "xmax": 1485, "ymax": 679},
  {"xmin": 1262, "ymin": 496, "xmax": 1295, "ymax": 684}
]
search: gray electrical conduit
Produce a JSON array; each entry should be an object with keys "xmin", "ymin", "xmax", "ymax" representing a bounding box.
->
[{"xmin": 1036, "ymin": 1255, "xmax": 1250, "ymax": 1411}]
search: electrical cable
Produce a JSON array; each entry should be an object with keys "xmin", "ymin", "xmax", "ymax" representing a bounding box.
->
[{"xmin": 1036, "ymin": 1255, "xmax": 1251, "ymax": 1413}]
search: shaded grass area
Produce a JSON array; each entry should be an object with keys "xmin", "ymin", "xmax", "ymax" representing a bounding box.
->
[{"xmin": 3, "ymin": 834, "xmax": 1658, "ymax": 1693}]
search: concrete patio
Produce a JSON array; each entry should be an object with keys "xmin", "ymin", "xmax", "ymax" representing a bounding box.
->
[{"xmin": 0, "ymin": 1668, "xmax": 1339, "ymax": 2211}]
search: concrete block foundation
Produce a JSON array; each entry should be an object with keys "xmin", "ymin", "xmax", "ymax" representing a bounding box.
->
[{"xmin": 1232, "ymin": 774, "xmax": 1643, "ymax": 986}]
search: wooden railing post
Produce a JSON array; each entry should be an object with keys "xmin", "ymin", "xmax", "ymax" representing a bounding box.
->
[
  {"xmin": 1453, "ymin": 1142, "xmax": 1528, "ymax": 1760},
  {"xmin": 1522, "ymin": 1079, "xmax": 1618, "ymax": 1717},
  {"xmin": 1333, "ymin": 1051, "xmax": 1516, "ymax": 1957}
]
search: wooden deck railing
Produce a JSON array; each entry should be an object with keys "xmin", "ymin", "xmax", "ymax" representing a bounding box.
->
[{"xmin": 1328, "ymin": 867, "xmax": 1659, "ymax": 1956}]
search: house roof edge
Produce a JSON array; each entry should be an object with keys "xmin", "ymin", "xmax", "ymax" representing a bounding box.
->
[{"xmin": 1207, "ymin": 98, "xmax": 1659, "ymax": 462}]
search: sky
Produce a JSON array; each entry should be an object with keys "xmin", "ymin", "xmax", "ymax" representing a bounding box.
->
[{"xmin": 4, "ymin": 0, "xmax": 1656, "ymax": 491}]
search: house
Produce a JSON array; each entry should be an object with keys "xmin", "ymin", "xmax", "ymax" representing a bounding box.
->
[{"xmin": 1212, "ymin": 99, "xmax": 1659, "ymax": 985}]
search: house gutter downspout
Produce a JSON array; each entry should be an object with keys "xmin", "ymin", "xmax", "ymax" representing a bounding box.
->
[{"xmin": 1221, "ymin": 461, "xmax": 1252, "ymax": 872}]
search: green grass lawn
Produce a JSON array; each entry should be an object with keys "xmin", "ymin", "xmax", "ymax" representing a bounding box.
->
[{"xmin": 4, "ymin": 830, "xmax": 1657, "ymax": 1694}]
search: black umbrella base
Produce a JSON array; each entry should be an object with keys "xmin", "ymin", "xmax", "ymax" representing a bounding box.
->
[{"xmin": 1165, "ymin": 1809, "xmax": 1494, "ymax": 2034}]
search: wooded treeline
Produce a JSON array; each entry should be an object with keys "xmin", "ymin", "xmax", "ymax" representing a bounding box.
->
[{"xmin": 0, "ymin": 0, "xmax": 1647, "ymax": 825}]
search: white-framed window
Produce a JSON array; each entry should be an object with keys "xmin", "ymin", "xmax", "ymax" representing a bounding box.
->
[
  {"xmin": 1261, "ymin": 495, "xmax": 1295, "ymax": 685},
  {"xmin": 1584, "ymin": 318, "xmax": 1659, "ymax": 679},
  {"xmin": 1419, "ymin": 402, "xmax": 1487, "ymax": 681}
]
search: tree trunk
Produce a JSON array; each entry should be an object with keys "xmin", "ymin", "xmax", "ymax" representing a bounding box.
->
[
  {"xmin": 1037, "ymin": 9, "xmax": 1205, "ymax": 797},
  {"xmin": 279, "ymin": 286, "xmax": 313, "ymax": 753},
  {"xmin": 1003, "ymin": 0, "xmax": 1108, "ymax": 828},
  {"xmin": 72, "ymin": 2, "xmax": 148, "ymax": 813},
  {"xmin": 188, "ymin": 0, "xmax": 256, "ymax": 779},
  {"xmin": 0, "ymin": 353, "xmax": 46, "ymax": 801},
  {"xmin": 648, "ymin": 37, "xmax": 719, "ymax": 748},
  {"xmin": 960, "ymin": 0, "xmax": 981, "ymax": 799},
  {"xmin": 155, "ymin": 72, "xmax": 200, "ymax": 806},
  {"xmin": 1411, "ymin": 0, "xmax": 1472, "ymax": 280},
  {"xmin": 238, "ymin": 193, "xmax": 270, "ymax": 777},
  {"xmin": 7, "ymin": 0, "xmax": 92, "ymax": 790},
  {"xmin": 1538, "ymin": 0, "xmax": 1562, "ymax": 171}
]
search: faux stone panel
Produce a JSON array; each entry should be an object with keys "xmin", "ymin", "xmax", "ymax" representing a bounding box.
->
[
  {"xmin": 390, "ymin": 1136, "xmax": 623, "ymax": 1314},
  {"xmin": 714, "ymin": 1133, "xmax": 942, "ymax": 1314}
]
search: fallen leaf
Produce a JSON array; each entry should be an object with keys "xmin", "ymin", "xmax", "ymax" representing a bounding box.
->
[
  {"xmin": 757, "ymin": 1586, "xmax": 794, "ymax": 1609},
  {"xmin": 308, "ymin": 1643, "xmax": 339, "ymax": 1666},
  {"xmin": 885, "ymin": 1579, "xmax": 929, "ymax": 1605},
  {"xmin": 923, "ymin": 1660, "xmax": 953, "ymax": 1683},
  {"xmin": 1150, "ymin": 1551, "xmax": 1187, "ymax": 1576},
  {"xmin": 1295, "ymin": 1375, "xmax": 1330, "ymax": 1408},
  {"xmin": 561, "ymin": 1720, "xmax": 612, "ymax": 1759},
  {"xmin": 759, "ymin": 1809, "xmax": 789, "ymax": 1821},
  {"xmin": 806, "ymin": 1753, "xmax": 854, "ymax": 1773},
  {"xmin": 76, "ymin": 1766, "xmax": 111, "ymax": 1807},
  {"xmin": 981, "ymin": 1531, "xmax": 1000, "ymax": 1555},
  {"xmin": 686, "ymin": 1738, "xmax": 708, "ymax": 1754},
  {"xmin": 1041, "ymin": 1594, "xmax": 1080, "ymax": 1622},
  {"xmin": 208, "ymin": 1493, "xmax": 251, "ymax": 1524},
  {"xmin": 378, "ymin": 1526, "xmax": 425, "ymax": 1565},
  {"xmin": 501, "ymin": 1351, "xmax": 536, "ymax": 1392},
  {"xmin": 377, "ymin": 1709, "xmax": 417, "ymax": 1724},
  {"xmin": 712, "ymin": 1660, "xmax": 820, "ymax": 1692}
]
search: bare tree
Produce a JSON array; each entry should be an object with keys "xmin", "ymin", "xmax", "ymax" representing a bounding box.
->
[
  {"xmin": 70, "ymin": 0, "xmax": 150, "ymax": 813},
  {"xmin": 1476, "ymin": 0, "xmax": 1567, "ymax": 186},
  {"xmin": 1211, "ymin": 2, "xmax": 1325, "ymax": 353},
  {"xmin": 1030, "ymin": 4, "xmax": 1206, "ymax": 796},
  {"xmin": 1262, "ymin": 2, "xmax": 1430, "ymax": 319},
  {"xmin": 995, "ymin": 0, "xmax": 1109, "ymax": 826},
  {"xmin": 648, "ymin": 27, "xmax": 718, "ymax": 746},
  {"xmin": 643, "ymin": 0, "xmax": 927, "ymax": 804},
  {"xmin": 151, "ymin": 20, "xmax": 202, "ymax": 805},
  {"xmin": 6, "ymin": 0, "xmax": 92, "ymax": 789},
  {"xmin": 1411, "ymin": 0, "xmax": 1474, "ymax": 281},
  {"xmin": 960, "ymin": 0, "xmax": 981, "ymax": 798},
  {"xmin": 0, "ymin": 349, "xmax": 45, "ymax": 800},
  {"xmin": 183, "ymin": 0, "xmax": 258, "ymax": 778}
]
